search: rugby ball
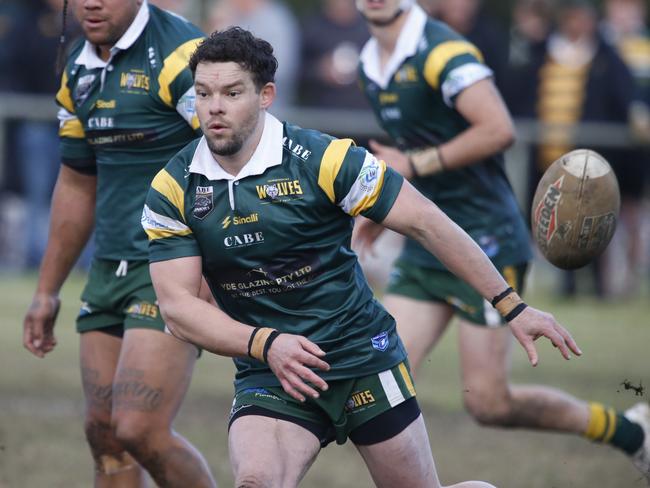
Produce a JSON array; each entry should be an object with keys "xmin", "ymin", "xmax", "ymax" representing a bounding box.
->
[{"xmin": 531, "ymin": 149, "xmax": 620, "ymax": 269}]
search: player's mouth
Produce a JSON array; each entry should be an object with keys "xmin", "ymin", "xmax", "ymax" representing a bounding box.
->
[
  {"xmin": 83, "ymin": 17, "xmax": 107, "ymax": 29},
  {"xmin": 208, "ymin": 122, "xmax": 229, "ymax": 134},
  {"xmin": 365, "ymin": 0, "xmax": 386, "ymax": 9}
]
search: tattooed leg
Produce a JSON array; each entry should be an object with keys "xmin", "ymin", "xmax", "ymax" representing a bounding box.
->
[
  {"xmin": 80, "ymin": 331, "xmax": 147, "ymax": 488},
  {"xmin": 112, "ymin": 328, "xmax": 217, "ymax": 488}
]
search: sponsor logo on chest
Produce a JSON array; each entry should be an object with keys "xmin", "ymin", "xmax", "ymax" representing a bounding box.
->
[
  {"xmin": 222, "ymin": 213, "xmax": 259, "ymax": 229},
  {"xmin": 282, "ymin": 137, "xmax": 312, "ymax": 161},
  {"xmin": 223, "ymin": 232, "xmax": 265, "ymax": 249}
]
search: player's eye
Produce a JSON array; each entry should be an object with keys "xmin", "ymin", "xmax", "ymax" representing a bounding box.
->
[
  {"xmin": 197, "ymin": 90, "xmax": 208, "ymax": 98},
  {"xmin": 228, "ymin": 90, "xmax": 240, "ymax": 98}
]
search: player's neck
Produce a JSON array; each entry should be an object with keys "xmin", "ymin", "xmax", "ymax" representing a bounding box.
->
[{"xmin": 369, "ymin": 8, "xmax": 410, "ymax": 62}]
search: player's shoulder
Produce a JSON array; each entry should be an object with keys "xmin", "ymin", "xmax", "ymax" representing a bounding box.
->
[
  {"xmin": 283, "ymin": 122, "xmax": 366, "ymax": 170},
  {"xmin": 153, "ymin": 137, "xmax": 201, "ymax": 191},
  {"xmin": 418, "ymin": 18, "xmax": 477, "ymax": 58},
  {"xmin": 146, "ymin": 4, "xmax": 204, "ymax": 55},
  {"xmin": 61, "ymin": 37, "xmax": 86, "ymax": 78}
]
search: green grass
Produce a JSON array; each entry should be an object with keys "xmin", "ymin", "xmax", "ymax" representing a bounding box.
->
[{"xmin": 0, "ymin": 272, "xmax": 648, "ymax": 487}]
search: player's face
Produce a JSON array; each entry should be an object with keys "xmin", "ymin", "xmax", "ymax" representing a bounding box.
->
[
  {"xmin": 194, "ymin": 61, "xmax": 275, "ymax": 158},
  {"xmin": 356, "ymin": 0, "xmax": 403, "ymax": 24},
  {"xmin": 72, "ymin": 0, "xmax": 142, "ymax": 49}
]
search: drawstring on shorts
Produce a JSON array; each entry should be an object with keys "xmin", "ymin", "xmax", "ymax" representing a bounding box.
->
[{"xmin": 115, "ymin": 260, "xmax": 128, "ymax": 277}]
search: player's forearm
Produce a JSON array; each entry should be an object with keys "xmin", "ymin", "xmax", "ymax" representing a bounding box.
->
[
  {"xmin": 158, "ymin": 294, "xmax": 254, "ymax": 357},
  {"xmin": 36, "ymin": 167, "xmax": 96, "ymax": 296},
  {"xmin": 438, "ymin": 120, "xmax": 514, "ymax": 171}
]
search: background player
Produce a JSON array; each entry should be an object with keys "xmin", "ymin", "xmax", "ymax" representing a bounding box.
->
[
  {"xmin": 144, "ymin": 27, "xmax": 580, "ymax": 488},
  {"xmin": 22, "ymin": 1, "xmax": 216, "ymax": 486},
  {"xmin": 354, "ymin": 0, "xmax": 650, "ymax": 481}
]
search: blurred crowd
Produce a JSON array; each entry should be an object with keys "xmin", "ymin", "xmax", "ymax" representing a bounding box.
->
[{"xmin": 0, "ymin": 0, "xmax": 648, "ymax": 297}]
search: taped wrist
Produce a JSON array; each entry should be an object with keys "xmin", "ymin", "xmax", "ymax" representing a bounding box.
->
[
  {"xmin": 407, "ymin": 146, "xmax": 446, "ymax": 176},
  {"xmin": 491, "ymin": 287, "xmax": 528, "ymax": 322},
  {"xmin": 248, "ymin": 327, "xmax": 280, "ymax": 363}
]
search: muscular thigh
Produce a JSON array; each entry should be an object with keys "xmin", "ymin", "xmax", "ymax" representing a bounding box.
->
[
  {"xmin": 229, "ymin": 415, "xmax": 321, "ymax": 487},
  {"xmin": 80, "ymin": 330, "xmax": 123, "ymax": 416},
  {"xmin": 112, "ymin": 328, "xmax": 198, "ymax": 422}
]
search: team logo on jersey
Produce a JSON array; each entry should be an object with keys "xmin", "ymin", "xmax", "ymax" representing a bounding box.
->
[
  {"xmin": 371, "ymin": 331, "xmax": 389, "ymax": 352},
  {"xmin": 73, "ymin": 74, "xmax": 96, "ymax": 105},
  {"xmin": 394, "ymin": 65, "xmax": 418, "ymax": 83},
  {"xmin": 222, "ymin": 213, "xmax": 259, "ymax": 229},
  {"xmin": 120, "ymin": 69, "xmax": 150, "ymax": 94},
  {"xmin": 256, "ymin": 178, "xmax": 303, "ymax": 204},
  {"xmin": 193, "ymin": 186, "xmax": 214, "ymax": 219}
]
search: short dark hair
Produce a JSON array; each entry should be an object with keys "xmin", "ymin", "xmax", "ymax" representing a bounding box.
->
[{"xmin": 189, "ymin": 27, "xmax": 278, "ymax": 91}]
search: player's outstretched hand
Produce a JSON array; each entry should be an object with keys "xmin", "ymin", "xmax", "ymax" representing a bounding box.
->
[
  {"xmin": 352, "ymin": 216, "xmax": 385, "ymax": 259},
  {"xmin": 509, "ymin": 307, "xmax": 582, "ymax": 366},
  {"xmin": 23, "ymin": 293, "xmax": 61, "ymax": 358},
  {"xmin": 266, "ymin": 334, "xmax": 330, "ymax": 402},
  {"xmin": 368, "ymin": 139, "xmax": 414, "ymax": 179}
]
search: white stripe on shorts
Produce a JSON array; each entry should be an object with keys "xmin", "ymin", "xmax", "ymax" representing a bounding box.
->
[{"xmin": 379, "ymin": 369, "xmax": 405, "ymax": 407}]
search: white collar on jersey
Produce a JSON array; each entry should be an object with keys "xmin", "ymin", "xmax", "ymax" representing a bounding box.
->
[
  {"xmin": 189, "ymin": 112, "xmax": 284, "ymax": 182},
  {"xmin": 74, "ymin": 0, "xmax": 150, "ymax": 69},
  {"xmin": 359, "ymin": 3, "xmax": 427, "ymax": 89}
]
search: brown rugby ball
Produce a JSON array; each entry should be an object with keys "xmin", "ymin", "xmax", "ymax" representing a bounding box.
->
[{"xmin": 531, "ymin": 149, "xmax": 620, "ymax": 270}]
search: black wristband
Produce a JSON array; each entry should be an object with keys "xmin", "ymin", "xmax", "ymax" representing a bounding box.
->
[
  {"xmin": 504, "ymin": 303, "xmax": 528, "ymax": 322},
  {"xmin": 491, "ymin": 286, "xmax": 514, "ymax": 307},
  {"xmin": 247, "ymin": 327, "xmax": 261, "ymax": 358},
  {"xmin": 262, "ymin": 330, "xmax": 281, "ymax": 363}
]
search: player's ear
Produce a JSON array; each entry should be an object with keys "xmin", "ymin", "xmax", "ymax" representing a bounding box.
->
[{"xmin": 259, "ymin": 82, "xmax": 276, "ymax": 110}]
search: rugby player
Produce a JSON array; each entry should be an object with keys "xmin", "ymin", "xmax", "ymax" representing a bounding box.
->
[
  {"xmin": 143, "ymin": 27, "xmax": 581, "ymax": 488},
  {"xmin": 354, "ymin": 0, "xmax": 650, "ymax": 481},
  {"xmin": 22, "ymin": 1, "xmax": 216, "ymax": 486}
]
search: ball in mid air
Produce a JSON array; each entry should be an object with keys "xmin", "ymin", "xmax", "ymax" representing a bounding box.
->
[{"xmin": 531, "ymin": 149, "xmax": 620, "ymax": 270}]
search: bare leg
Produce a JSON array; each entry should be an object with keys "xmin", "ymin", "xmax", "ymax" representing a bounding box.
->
[
  {"xmin": 229, "ymin": 415, "xmax": 321, "ymax": 488},
  {"xmin": 356, "ymin": 414, "xmax": 496, "ymax": 488},
  {"xmin": 383, "ymin": 294, "xmax": 454, "ymax": 379},
  {"xmin": 80, "ymin": 331, "xmax": 147, "ymax": 487},
  {"xmin": 111, "ymin": 329, "xmax": 216, "ymax": 488},
  {"xmin": 458, "ymin": 321, "xmax": 589, "ymax": 432}
]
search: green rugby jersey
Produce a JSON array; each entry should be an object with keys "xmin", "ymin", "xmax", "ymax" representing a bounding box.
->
[
  {"xmin": 143, "ymin": 113, "xmax": 407, "ymax": 392},
  {"xmin": 56, "ymin": 1, "xmax": 203, "ymax": 261},
  {"xmin": 359, "ymin": 5, "xmax": 531, "ymax": 269}
]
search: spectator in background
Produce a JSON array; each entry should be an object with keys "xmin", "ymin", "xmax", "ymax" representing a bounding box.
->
[
  {"xmin": 207, "ymin": 0, "xmax": 299, "ymax": 113},
  {"xmin": 510, "ymin": 0, "xmax": 636, "ymax": 297},
  {"xmin": 601, "ymin": 0, "xmax": 650, "ymax": 295},
  {"xmin": 504, "ymin": 0, "xmax": 554, "ymax": 113},
  {"xmin": 299, "ymin": 0, "xmax": 369, "ymax": 109},
  {"xmin": 425, "ymin": 0, "xmax": 509, "ymax": 90}
]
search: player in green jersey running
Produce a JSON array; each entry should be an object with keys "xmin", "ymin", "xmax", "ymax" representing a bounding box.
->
[
  {"xmin": 144, "ymin": 27, "xmax": 581, "ymax": 488},
  {"xmin": 354, "ymin": 0, "xmax": 650, "ymax": 481},
  {"xmin": 22, "ymin": 1, "xmax": 216, "ymax": 486}
]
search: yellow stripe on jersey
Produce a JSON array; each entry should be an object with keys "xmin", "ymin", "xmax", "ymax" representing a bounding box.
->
[
  {"xmin": 347, "ymin": 158, "xmax": 386, "ymax": 216},
  {"xmin": 190, "ymin": 114, "xmax": 200, "ymax": 130},
  {"xmin": 398, "ymin": 362, "xmax": 416, "ymax": 397},
  {"xmin": 424, "ymin": 41, "xmax": 484, "ymax": 90},
  {"xmin": 158, "ymin": 37, "xmax": 203, "ymax": 107},
  {"xmin": 144, "ymin": 226, "xmax": 193, "ymax": 241},
  {"xmin": 318, "ymin": 138, "xmax": 354, "ymax": 203},
  {"xmin": 151, "ymin": 169, "xmax": 186, "ymax": 220},
  {"xmin": 56, "ymin": 71, "xmax": 74, "ymax": 113},
  {"xmin": 59, "ymin": 118, "xmax": 85, "ymax": 139}
]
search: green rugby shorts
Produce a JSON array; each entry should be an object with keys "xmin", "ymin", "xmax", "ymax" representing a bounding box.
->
[
  {"xmin": 386, "ymin": 259, "xmax": 529, "ymax": 327},
  {"xmin": 229, "ymin": 361, "xmax": 417, "ymax": 446},
  {"xmin": 76, "ymin": 259, "xmax": 165, "ymax": 333}
]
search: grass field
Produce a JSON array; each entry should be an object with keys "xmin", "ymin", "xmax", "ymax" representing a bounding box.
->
[{"xmin": 0, "ymin": 271, "xmax": 648, "ymax": 488}]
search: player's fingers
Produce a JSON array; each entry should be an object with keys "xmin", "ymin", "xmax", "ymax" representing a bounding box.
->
[
  {"xmin": 24, "ymin": 318, "xmax": 45, "ymax": 357},
  {"xmin": 279, "ymin": 377, "xmax": 305, "ymax": 403},
  {"xmin": 555, "ymin": 324, "xmax": 582, "ymax": 356},
  {"xmin": 521, "ymin": 336, "xmax": 539, "ymax": 366},
  {"xmin": 545, "ymin": 328, "xmax": 571, "ymax": 360},
  {"xmin": 285, "ymin": 371, "xmax": 317, "ymax": 402},
  {"xmin": 293, "ymin": 361, "xmax": 329, "ymax": 392},
  {"xmin": 298, "ymin": 337, "xmax": 328, "ymax": 359},
  {"xmin": 299, "ymin": 351, "xmax": 330, "ymax": 373}
]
